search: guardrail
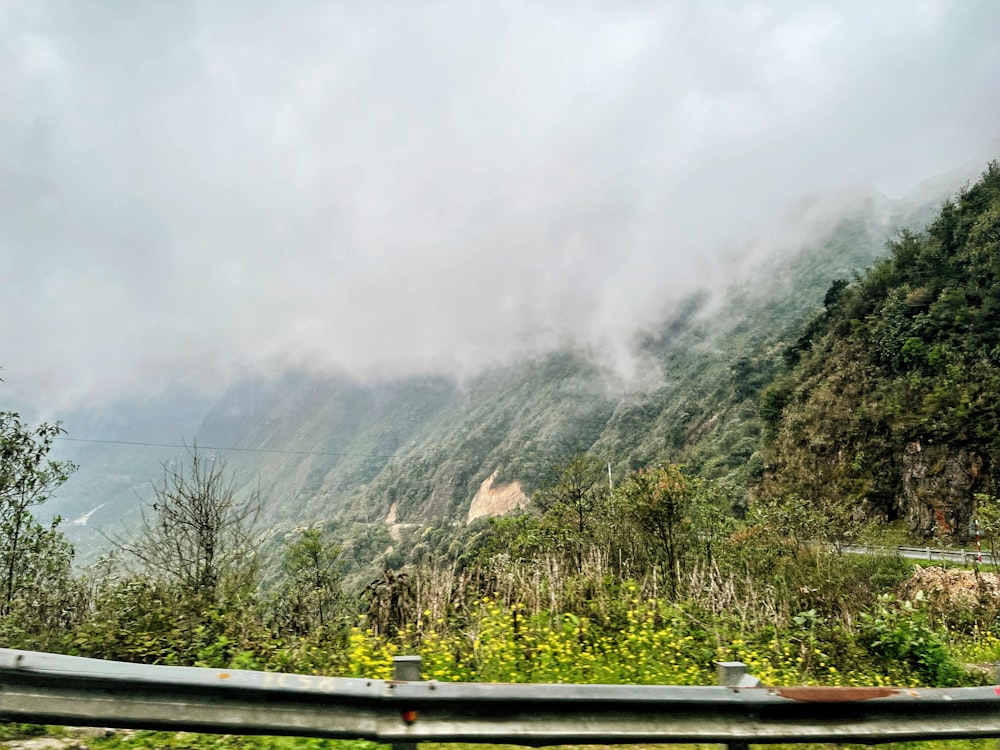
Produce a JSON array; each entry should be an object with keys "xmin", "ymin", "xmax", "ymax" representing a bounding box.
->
[
  {"xmin": 839, "ymin": 544, "xmax": 996, "ymax": 565},
  {"xmin": 4, "ymin": 649, "xmax": 1000, "ymax": 745}
]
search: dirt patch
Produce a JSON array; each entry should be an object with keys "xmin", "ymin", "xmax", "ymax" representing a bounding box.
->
[
  {"xmin": 467, "ymin": 470, "xmax": 529, "ymax": 523},
  {"xmin": 2, "ymin": 729, "xmax": 132, "ymax": 750},
  {"xmin": 3, "ymin": 741, "xmax": 74, "ymax": 750},
  {"xmin": 385, "ymin": 502, "xmax": 404, "ymax": 541},
  {"xmin": 901, "ymin": 565, "xmax": 1000, "ymax": 606}
]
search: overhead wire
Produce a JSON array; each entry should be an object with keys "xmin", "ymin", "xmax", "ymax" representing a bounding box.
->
[
  {"xmin": 54, "ymin": 410, "xmax": 617, "ymax": 461},
  {"xmin": 55, "ymin": 436, "xmax": 397, "ymax": 460}
]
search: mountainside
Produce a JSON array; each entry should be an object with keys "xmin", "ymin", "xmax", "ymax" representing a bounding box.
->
[
  {"xmin": 760, "ymin": 162, "xmax": 1000, "ymax": 538},
  {"xmin": 44, "ymin": 175, "xmax": 974, "ymax": 558}
]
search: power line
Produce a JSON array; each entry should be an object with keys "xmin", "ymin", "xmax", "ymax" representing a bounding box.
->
[{"xmin": 55, "ymin": 436, "xmax": 397, "ymax": 460}]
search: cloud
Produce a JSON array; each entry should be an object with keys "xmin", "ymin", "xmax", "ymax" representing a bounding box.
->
[{"xmin": 2, "ymin": 0, "xmax": 998, "ymax": 411}]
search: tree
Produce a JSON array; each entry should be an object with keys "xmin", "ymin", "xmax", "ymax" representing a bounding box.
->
[
  {"xmin": 362, "ymin": 567, "xmax": 413, "ymax": 638},
  {"xmin": 617, "ymin": 463, "xmax": 690, "ymax": 599},
  {"xmin": 272, "ymin": 526, "xmax": 346, "ymax": 635},
  {"xmin": 0, "ymin": 412, "xmax": 76, "ymax": 617},
  {"xmin": 123, "ymin": 446, "xmax": 261, "ymax": 604},
  {"xmin": 974, "ymin": 493, "xmax": 1000, "ymax": 573},
  {"xmin": 532, "ymin": 455, "xmax": 609, "ymax": 574}
]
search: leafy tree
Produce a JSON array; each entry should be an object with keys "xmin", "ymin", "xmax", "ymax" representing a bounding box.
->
[
  {"xmin": 0, "ymin": 517, "xmax": 82, "ymax": 651},
  {"xmin": 0, "ymin": 412, "xmax": 76, "ymax": 617},
  {"xmin": 687, "ymin": 477, "xmax": 739, "ymax": 564},
  {"xmin": 82, "ymin": 448, "xmax": 269, "ymax": 668},
  {"xmin": 617, "ymin": 463, "xmax": 690, "ymax": 598},
  {"xmin": 272, "ymin": 526, "xmax": 347, "ymax": 635},
  {"xmin": 759, "ymin": 375, "xmax": 794, "ymax": 440}
]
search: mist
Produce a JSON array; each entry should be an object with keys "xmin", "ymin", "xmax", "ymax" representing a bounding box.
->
[{"xmin": 3, "ymin": 0, "xmax": 998, "ymax": 412}]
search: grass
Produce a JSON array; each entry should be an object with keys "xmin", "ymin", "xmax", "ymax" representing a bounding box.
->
[
  {"xmin": 76, "ymin": 735, "xmax": 1000, "ymax": 750},
  {"xmin": 0, "ymin": 722, "xmax": 51, "ymax": 742}
]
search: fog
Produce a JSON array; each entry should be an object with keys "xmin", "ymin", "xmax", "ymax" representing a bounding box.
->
[{"xmin": 2, "ymin": 0, "xmax": 998, "ymax": 412}]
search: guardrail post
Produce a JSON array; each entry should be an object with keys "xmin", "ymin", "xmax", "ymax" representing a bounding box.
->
[
  {"xmin": 393, "ymin": 655, "xmax": 422, "ymax": 682},
  {"xmin": 717, "ymin": 661, "xmax": 760, "ymax": 688},
  {"xmin": 717, "ymin": 662, "xmax": 757, "ymax": 750},
  {"xmin": 393, "ymin": 655, "xmax": 422, "ymax": 750}
]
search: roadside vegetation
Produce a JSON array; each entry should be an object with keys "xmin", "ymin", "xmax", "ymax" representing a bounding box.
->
[
  {"xmin": 3, "ymin": 411, "xmax": 999, "ymax": 693},
  {"xmin": 3, "ymin": 427, "xmax": 1000, "ymax": 750}
]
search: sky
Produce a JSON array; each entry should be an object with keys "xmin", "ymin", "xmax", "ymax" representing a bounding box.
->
[{"xmin": 2, "ymin": 0, "xmax": 999, "ymax": 413}]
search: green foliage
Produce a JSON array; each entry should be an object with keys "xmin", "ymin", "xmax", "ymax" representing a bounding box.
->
[
  {"xmin": 9, "ymin": 169, "xmax": 1000, "ymax": 750},
  {"xmin": 860, "ymin": 594, "xmax": 966, "ymax": 686},
  {"xmin": 0, "ymin": 723, "xmax": 48, "ymax": 742},
  {"xmin": 759, "ymin": 375, "xmax": 794, "ymax": 439},
  {"xmin": 532, "ymin": 455, "xmax": 610, "ymax": 573},
  {"xmin": 417, "ymin": 594, "xmax": 716, "ymax": 685},
  {"xmin": 270, "ymin": 527, "xmax": 348, "ymax": 638},
  {"xmin": 85, "ymin": 730, "xmax": 378, "ymax": 750},
  {"xmin": 0, "ymin": 411, "xmax": 79, "ymax": 646},
  {"xmin": 616, "ymin": 464, "xmax": 690, "ymax": 597},
  {"xmin": 72, "ymin": 565, "xmax": 273, "ymax": 667},
  {"xmin": 0, "ymin": 518, "xmax": 83, "ymax": 651},
  {"xmin": 2, "ymin": 445, "xmax": 988, "ymax": 703},
  {"xmin": 762, "ymin": 163, "xmax": 1000, "ymax": 536},
  {"xmin": 341, "ymin": 551, "xmax": 969, "ymax": 689}
]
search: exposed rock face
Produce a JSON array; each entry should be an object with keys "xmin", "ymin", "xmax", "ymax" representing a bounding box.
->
[
  {"xmin": 467, "ymin": 470, "xmax": 529, "ymax": 523},
  {"xmin": 899, "ymin": 440, "xmax": 982, "ymax": 537}
]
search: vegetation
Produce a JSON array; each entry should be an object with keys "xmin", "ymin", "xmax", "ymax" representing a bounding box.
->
[
  {"xmin": 4, "ymin": 424, "xmax": 1000, "ymax": 750},
  {"xmin": 1, "ymin": 434, "xmax": 993, "ymax": 695},
  {"xmin": 121, "ymin": 446, "xmax": 262, "ymax": 604},
  {"xmin": 761, "ymin": 163, "xmax": 1000, "ymax": 538},
  {"xmin": 49, "ymin": 169, "xmax": 956, "ymax": 565},
  {"xmin": 0, "ymin": 412, "xmax": 81, "ymax": 650}
]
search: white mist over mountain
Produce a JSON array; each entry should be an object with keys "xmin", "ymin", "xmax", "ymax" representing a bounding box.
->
[{"xmin": 2, "ymin": 1, "xmax": 998, "ymax": 413}]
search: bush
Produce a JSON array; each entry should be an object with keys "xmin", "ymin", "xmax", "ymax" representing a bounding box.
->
[{"xmin": 860, "ymin": 594, "xmax": 967, "ymax": 686}]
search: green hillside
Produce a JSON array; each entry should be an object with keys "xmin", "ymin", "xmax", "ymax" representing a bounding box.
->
[
  {"xmin": 191, "ymin": 218, "xmax": 893, "ymax": 529},
  {"xmin": 760, "ymin": 162, "xmax": 1000, "ymax": 539},
  {"xmin": 45, "ymin": 173, "xmax": 973, "ymax": 561}
]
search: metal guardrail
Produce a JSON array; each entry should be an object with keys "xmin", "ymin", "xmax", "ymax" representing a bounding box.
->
[
  {"xmin": 840, "ymin": 543, "xmax": 996, "ymax": 565},
  {"xmin": 4, "ymin": 649, "xmax": 1000, "ymax": 745}
]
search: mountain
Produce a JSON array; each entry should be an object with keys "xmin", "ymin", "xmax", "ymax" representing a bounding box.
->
[
  {"xmin": 43, "ymin": 168, "xmax": 982, "ymax": 561},
  {"xmin": 760, "ymin": 162, "xmax": 1000, "ymax": 538}
]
